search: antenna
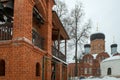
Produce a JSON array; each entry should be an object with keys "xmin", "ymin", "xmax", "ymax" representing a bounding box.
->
[
  {"xmin": 113, "ymin": 36, "xmax": 115, "ymax": 43},
  {"xmin": 96, "ymin": 23, "xmax": 99, "ymax": 32}
]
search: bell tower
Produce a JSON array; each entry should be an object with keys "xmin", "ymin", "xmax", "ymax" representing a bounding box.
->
[{"xmin": 90, "ymin": 33, "xmax": 105, "ymax": 54}]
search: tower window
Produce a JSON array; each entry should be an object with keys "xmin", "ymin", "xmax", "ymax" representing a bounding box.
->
[
  {"xmin": 36, "ymin": 62, "xmax": 40, "ymax": 76},
  {"xmin": 0, "ymin": 59, "xmax": 5, "ymax": 76}
]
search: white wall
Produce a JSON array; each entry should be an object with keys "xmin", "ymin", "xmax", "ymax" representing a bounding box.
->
[{"xmin": 100, "ymin": 59, "xmax": 120, "ymax": 77}]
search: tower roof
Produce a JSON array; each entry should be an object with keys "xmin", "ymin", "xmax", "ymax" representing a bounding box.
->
[
  {"xmin": 111, "ymin": 44, "xmax": 117, "ymax": 48},
  {"xmin": 90, "ymin": 33, "xmax": 105, "ymax": 41},
  {"xmin": 84, "ymin": 44, "xmax": 91, "ymax": 48}
]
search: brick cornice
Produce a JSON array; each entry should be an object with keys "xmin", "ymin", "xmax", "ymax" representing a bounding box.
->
[{"xmin": 0, "ymin": 37, "xmax": 47, "ymax": 55}]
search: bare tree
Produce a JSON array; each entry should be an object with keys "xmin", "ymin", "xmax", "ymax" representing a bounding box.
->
[
  {"xmin": 69, "ymin": 3, "xmax": 92, "ymax": 76},
  {"xmin": 53, "ymin": 0, "xmax": 68, "ymax": 20},
  {"xmin": 53, "ymin": 0, "xmax": 92, "ymax": 65}
]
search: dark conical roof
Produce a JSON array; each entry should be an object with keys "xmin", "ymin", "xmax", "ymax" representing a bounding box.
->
[
  {"xmin": 84, "ymin": 44, "xmax": 91, "ymax": 48},
  {"xmin": 90, "ymin": 33, "xmax": 105, "ymax": 41},
  {"xmin": 111, "ymin": 44, "xmax": 117, "ymax": 48}
]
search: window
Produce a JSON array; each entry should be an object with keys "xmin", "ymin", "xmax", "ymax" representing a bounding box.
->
[
  {"xmin": 92, "ymin": 45, "xmax": 95, "ymax": 50},
  {"xmin": 51, "ymin": 64, "xmax": 56, "ymax": 80},
  {"xmin": 98, "ymin": 44, "xmax": 100, "ymax": 47},
  {"xmin": 99, "ymin": 57, "xmax": 101, "ymax": 61},
  {"xmin": 84, "ymin": 68, "xmax": 87, "ymax": 74},
  {"xmin": 84, "ymin": 58, "xmax": 86, "ymax": 63},
  {"xmin": 87, "ymin": 68, "xmax": 89, "ymax": 74},
  {"xmin": 87, "ymin": 57, "xmax": 89, "ymax": 63},
  {"xmin": 97, "ymin": 68, "xmax": 100, "ymax": 74},
  {"xmin": 36, "ymin": 63, "xmax": 40, "ymax": 76},
  {"xmin": 107, "ymin": 68, "xmax": 111, "ymax": 75},
  {"xmin": 90, "ymin": 59, "xmax": 92, "ymax": 64},
  {"xmin": 32, "ymin": 30, "xmax": 44, "ymax": 49},
  {"xmin": 99, "ymin": 56, "xmax": 105, "ymax": 61},
  {"xmin": 0, "ymin": 59, "xmax": 5, "ymax": 76},
  {"xmin": 89, "ymin": 68, "xmax": 92, "ymax": 74},
  {"xmin": 81, "ymin": 68, "xmax": 83, "ymax": 70}
]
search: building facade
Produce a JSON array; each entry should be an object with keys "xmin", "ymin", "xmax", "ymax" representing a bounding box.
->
[
  {"xmin": 0, "ymin": 0, "xmax": 69, "ymax": 80},
  {"xmin": 68, "ymin": 33, "xmax": 110, "ymax": 78},
  {"xmin": 101, "ymin": 56, "xmax": 120, "ymax": 77},
  {"xmin": 101, "ymin": 43, "xmax": 120, "ymax": 77}
]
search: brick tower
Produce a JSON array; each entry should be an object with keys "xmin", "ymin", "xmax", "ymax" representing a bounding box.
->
[
  {"xmin": 90, "ymin": 33, "xmax": 105, "ymax": 54},
  {"xmin": 0, "ymin": 0, "xmax": 69, "ymax": 80}
]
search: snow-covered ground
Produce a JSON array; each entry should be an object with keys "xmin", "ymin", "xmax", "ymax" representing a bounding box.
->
[{"xmin": 82, "ymin": 76, "xmax": 120, "ymax": 80}]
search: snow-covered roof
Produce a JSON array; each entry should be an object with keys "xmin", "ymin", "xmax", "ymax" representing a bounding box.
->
[
  {"xmin": 84, "ymin": 76, "xmax": 120, "ymax": 80},
  {"xmin": 92, "ymin": 54, "xmax": 98, "ymax": 59},
  {"xmin": 102, "ymin": 55, "xmax": 120, "ymax": 62}
]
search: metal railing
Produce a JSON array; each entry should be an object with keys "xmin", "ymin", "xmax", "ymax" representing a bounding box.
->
[
  {"xmin": 0, "ymin": 23, "xmax": 44, "ymax": 50},
  {"xmin": 52, "ymin": 46, "xmax": 66, "ymax": 61},
  {"xmin": 32, "ymin": 30, "xmax": 44, "ymax": 50},
  {"xmin": 0, "ymin": 22, "xmax": 13, "ymax": 40}
]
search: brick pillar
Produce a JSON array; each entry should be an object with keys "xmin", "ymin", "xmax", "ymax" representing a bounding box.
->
[
  {"xmin": 44, "ymin": 0, "xmax": 52, "ymax": 52},
  {"xmin": 13, "ymin": 0, "xmax": 35, "ymax": 40},
  {"xmin": 65, "ymin": 66, "xmax": 68, "ymax": 80},
  {"xmin": 43, "ymin": 0, "xmax": 53, "ymax": 80},
  {"xmin": 44, "ymin": 56, "xmax": 52, "ymax": 80},
  {"xmin": 56, "ymin": 63, "xmax": 62, "ymax": 80},
  {"xmin": 62, "ymin": 65, "xmax": 68, "ymax": 80}
]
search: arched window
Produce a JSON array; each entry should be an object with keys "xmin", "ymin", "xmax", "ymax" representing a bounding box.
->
[
  {"xmin": 89, "ymin": 68, "xmax": 92, "ymax": 74},
  {"xmin": 84, "ymin": 68, "xmax": 87, "ymax": 74},
  {"xmin": 87, "ymin": 57, "xmax": 89, "ymax": 63},
  {"xmin": 36, "ymin": 62, "xmax": 40, "ymax": 76},
  {"xmin": 0, "ymin": 59, "xmax": 5, "ymax": 76},
  {"xmin": 84, "ymin": 58, "xmax": 86, "ymax": 63},
  {"xmin": 107, "ymin": 68, "xmax": 111, "ymax": 75},
  {"xmin": 90, "ymin": 58, "xmax": 92, "ymax": 63}
]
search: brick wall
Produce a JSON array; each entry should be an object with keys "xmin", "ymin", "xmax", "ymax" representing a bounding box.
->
[
  {"xmin": 68, "ymin": 52, "xmax": 110, "ymax": 78},
  {"xmin": 0, "ymin": 0, "xmax": 68, "ymax": 80},
  {"xmin": 0, "ymin": 39, "xmax": 46, "ymax": 80},
  {"xmin": 13, "ymin": 0, "xmax": 34, "ymax": 41},
  {"xmin": 91, "ymin": 39, "xmax": 105, "ymax": 54}
]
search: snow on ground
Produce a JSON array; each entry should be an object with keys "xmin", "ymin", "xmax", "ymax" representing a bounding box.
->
[{"xmin": 82, "ymin": 76, "xmax": 120, "ymax": 80}]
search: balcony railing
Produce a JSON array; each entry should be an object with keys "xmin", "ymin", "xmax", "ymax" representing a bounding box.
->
[
  {"xmin": 32, "ymin": 30, "xmax": 44, "ymax": 50},
  {"xmin": 52, "ymin": 46, "xmax": 66, "ymax": 62},
  {"xmin": 0, "ymin": 22, "xmax": 13, "ymax": 40},
  {"xmin": 0, "ymin": 23, "xmax": 44, "ymax": 50}
]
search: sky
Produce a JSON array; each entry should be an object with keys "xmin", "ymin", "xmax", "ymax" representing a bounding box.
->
[
  {"xmin": 62, "ymin": 0, "xmax": 120, "ymax": 53},
  {"xmin": 58, "ymin": 0, "xmax": 120, "ymax": 62}
]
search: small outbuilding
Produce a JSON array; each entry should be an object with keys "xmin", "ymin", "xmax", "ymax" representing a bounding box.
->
[{"xmin": 100, "ymin": 56, "xmax": 120, "ymax": 77}]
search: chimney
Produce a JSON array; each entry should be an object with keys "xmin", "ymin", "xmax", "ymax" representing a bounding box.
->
[
  {"xmin": 84, "ymin": 44, "xmax": 91, "ymax": 54},
  {"xmin": 111, "ymin": 44, "xmax": 117, "ymax": 55}
]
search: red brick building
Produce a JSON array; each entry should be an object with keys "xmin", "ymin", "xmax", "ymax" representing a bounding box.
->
[
  {"xmin": 0, "ymin": 0, "xmax": 69, "ymax": 80},
  {"xmin": 68, "ymin": 33, "xmax": 110, "ymax": 78}
]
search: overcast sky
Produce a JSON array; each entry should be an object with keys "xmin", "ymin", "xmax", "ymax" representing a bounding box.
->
[
  {"xmin": 58, "ymin": 0, "xmax": 120, "ymax": 62},
  {"xmin": 62, "ymin": 0, "xmax": 120, "ymax": 54}
]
